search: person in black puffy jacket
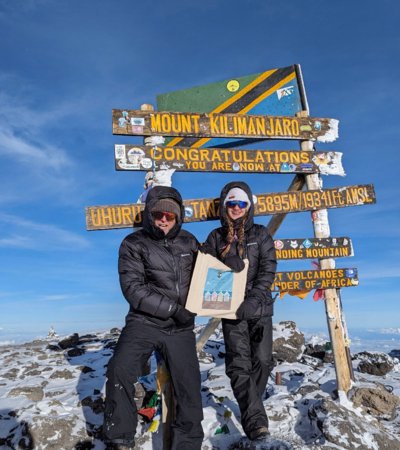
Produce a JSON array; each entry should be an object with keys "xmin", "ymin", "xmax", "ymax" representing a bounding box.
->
[
  {"xmin": 203, "ymin": 181, "xmax": 277, "ymax": 442},
  {"xmin": 103, "ymin": 186, "xmax": 203, "ymax": 450}
]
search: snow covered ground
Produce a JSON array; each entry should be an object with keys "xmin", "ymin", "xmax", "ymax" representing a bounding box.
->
[{"xmin": 0, "ymin": 322, "xmax": 399, "ymax": 449}]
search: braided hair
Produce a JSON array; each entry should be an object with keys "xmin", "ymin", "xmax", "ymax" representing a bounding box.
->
[{"xmin": 220, "ymin": 212, "xmax": 248, "ymax": 258}]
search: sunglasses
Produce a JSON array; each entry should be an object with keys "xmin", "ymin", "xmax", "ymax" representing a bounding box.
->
[
  {"xmin": 226, "ymin": 201, "xmax": 248, "ymax": 209},
  {"xmin": 151, "ymin": 211, "xmax": 177, "ymax": 222}
]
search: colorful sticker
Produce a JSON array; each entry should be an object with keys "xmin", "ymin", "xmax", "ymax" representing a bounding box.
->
[
  {"xmin": 184, "ymin": 206, "xmax": 194, "ymax": 218},
  {"xmin": 290, "ymin": 240, "xmax": 299, "ymax": 249},
  {"xmin": 302, "ymin": 239, "xmax": 313, "ymax": 249},
  {"xmin": 226, "ymin": 80, "xmax": 240, "ymax": 92},
  {"xmin": 345, "ymin": 269, "xmax": 357, "ymax": 278},
  {"xmin": 300, "ymin": 125, "xmax": 312, "ymax": 132},
  {"xmin": 140, "ymin": 158, "xmax": 153, "ymax": 169},
  {"xmin": 131, "ymin": 125, "xmax": 144, "ymax": 134},
  {"xmin": 276, "ymin": 85, "xmax": 294, "ymax": 100},
  {"xmin": 314, "ymin": 121, "xmax": 322, "ymax": 131},
  {"xmin": 118, "ymin": 117, "xmax": 128, "ymax": 127},
  {"xmin": 127, "ymin": 148, "xmax": 145, "ymax": 168},
  {"xmin": 300, "ymin": 163, "xmax": 313, "ymax": 172},
  {"xmin": 130, "ymin": 117, "xmax": 145, "ymax": 126},
  {"xmin": 232, "ymin": 163, "xmax": 240, "ymax": 171},
  {"xmin": 274, "ymin": 240, "xmax": 284, "ymax": 250},
  {"xmin": 280, "ymin": 163, "xmax": 290, "ymax": 172},
  {"xmin": 115, "ymin": 145, "xmax": 125, "ymax": 158}
]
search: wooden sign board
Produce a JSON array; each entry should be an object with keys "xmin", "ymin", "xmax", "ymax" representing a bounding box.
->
[
  {"xmin": 274, "ymin": 237, "xmax": 353, "ymax": 260},
  {"xmin": 112, "ymin": 110, "xmax": 338, "ymax": 143},
  {"xmin": 157, "ymin": 64, "xmax": 305, "ymax": 148},
  {"xmin": 271, "ymin": 268, "xmax": 358, "ymax": 291},
  {"xmin": 85, "ymin": 184, "xmax": 376, "ymax": 231},
  {"xmin": 114, "ymin": 144, "xmax": 345, "ymax": 176}
]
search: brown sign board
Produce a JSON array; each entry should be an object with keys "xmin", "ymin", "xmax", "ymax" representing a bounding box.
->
[
  {"xmin": 112, "ymin": 109, "xmax": 339, "ymax": 143},
  {"xmin": 271, "ymin": 268, "xmax": 358, "ymax": 292},
  {"xmin": 274, "ymin": 237, "xmax": 353, "ymax": 260},
  {"xmin": 85, "ymin": 184, "xmax": 376, "ymax": 231},
  {"xmin": 114, "ymin": 144, "xmax": 345, "ymax": 176}
]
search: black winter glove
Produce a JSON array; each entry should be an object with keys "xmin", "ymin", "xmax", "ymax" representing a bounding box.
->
[
  {"xmin": 173, "ymin": 305, "xmax": 196, "ymax": 325},
  {"xmin": 236, "ymin": 297, "xmax": 262, "ymax": 320},
  {"xmin": 223, "ymin": 255, "xmax": 245, "ymax": 273}
]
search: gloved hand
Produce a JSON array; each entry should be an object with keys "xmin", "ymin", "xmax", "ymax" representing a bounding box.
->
[
  {"xmin": 223, "ymin": 255, "xmax": 245, "ymax": 273},
  {"xmin": 236, "ymin": 297, "xmax": 262, "ymax": 320},
  {"xmin": 173, "ymin": 305, "xmax": 196, "ymax": 325}
]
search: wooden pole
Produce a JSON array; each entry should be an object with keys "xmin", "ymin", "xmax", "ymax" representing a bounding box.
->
[{"xmin": 297, "ymin": 110, "xmax": 352, "ymax": 393}]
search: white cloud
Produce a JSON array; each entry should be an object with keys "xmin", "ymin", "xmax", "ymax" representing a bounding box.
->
[
  {"xmin": 0, "ymin": 128, "xmax": 71, "ymax": 170},
  {"xmin": 0, "ymin": 213, "xmax": 90, "ymax": 250}
]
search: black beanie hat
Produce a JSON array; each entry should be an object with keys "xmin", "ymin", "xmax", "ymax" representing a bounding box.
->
[{"xmin": 151, "ymin": 198, "xmax": 180, "ymax": 217}]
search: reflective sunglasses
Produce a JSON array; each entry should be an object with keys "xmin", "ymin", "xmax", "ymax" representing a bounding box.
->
[
  {"xmin": 226, "ymin": 200, "xmax": 248, "ymax": 209},
  {"xmin": 151, "ymin": 211, "xmax": 177, "ymax": 222}
]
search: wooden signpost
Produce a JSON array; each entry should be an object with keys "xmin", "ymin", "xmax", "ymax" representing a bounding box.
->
[
  {"xmin": 85, "ymin": 184, "xmax": 375, "ymax": 231},
  {"xmin": 112, "ymin": 109, "xmax": 338, "ymax": 143},
  {"xmin": 271, "ymin": 268, "xmax": 358, "ymax": 292},
  {"xmin": 274, "ymin": 237, "xmax": 353, "ymax": 260},
  {"xmin": 114, "ymin": 144, "xmax": 345, "ymax": 176},
  {"xmin": 86, "ymin": 65, "xmax": 376, "ymax": 446}
]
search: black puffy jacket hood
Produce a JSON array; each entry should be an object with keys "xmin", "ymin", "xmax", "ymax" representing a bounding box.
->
[
  {"xmin": 142, "ymin": 186, "xmax": 184, "ymax": 240},
  {"xmin": 219, "ymin": 181, "xmax": 254, "ymax": 231}
]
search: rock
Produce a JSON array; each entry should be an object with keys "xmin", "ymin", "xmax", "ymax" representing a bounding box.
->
[
  {"xmin": 198, "ymin": 350, "xmax": 214, "ymax": 364},
  {"xmin": 2, "ymin": 368, "xmax": 18, "ymax": 380},
  {"xmin": 388, "ymin": 349, "xmax": 400, "ymax": 359},
  {"xmin": 354, "ymin": 351, "xmax": 395, "ymax": 376},
  {"xmin": 273, "ymin": 321, "xmax": 305, "ymax": 363},
  {"xmin": 349, "ymin": 383, "xmax": 400, "ymax": 419},
  {"xmin": 30, "ymin": 415, "xmax": 88, "ymax": 449},
  {"xmin": 58, "ymin": 333, "xmax": 80, "ymax": 349},
  {"xmin": 304, "ymin": 343, "xmax": 326, "ymax": 360},
  {"xmin": 8, "ymin": 385, "xmax": 44, "ymax": 402},
  {"xmin": 46, "ymin": 344, "xmax": 61, "ymax": 351},
  {"xmin": 67, "ymin": 347, "xmax": 85, "ymax": 358},
  {"xmin": 49, "ymin": 369, "xmax": 74, "ymax": 379},
  {"xmin": 309, "ymin": 398, "xmax": 399, "ymax": 450}
]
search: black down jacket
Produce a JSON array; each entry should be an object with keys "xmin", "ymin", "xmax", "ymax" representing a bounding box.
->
[
  {"xmin": 203, "ymin": 181, "xmax": 277, "ymax": 317},
  {"xmin": 118, "ymin": 186, "xmax": 198, "ymax": 329}
]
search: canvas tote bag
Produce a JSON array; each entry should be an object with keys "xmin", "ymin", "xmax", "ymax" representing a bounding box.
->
[{"xmin": 186, "ymin": 252, "xmax": 249, "ymax": 319}]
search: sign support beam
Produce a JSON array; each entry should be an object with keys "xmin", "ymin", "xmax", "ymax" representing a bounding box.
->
[{"xmin": 298, "ymin": 110, "xmax": 353, "ymax": 392}]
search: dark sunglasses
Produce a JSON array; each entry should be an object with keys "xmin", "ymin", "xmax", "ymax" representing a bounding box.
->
[
  {"xmin": 226, "ymin": 200, "xmax": 248, "ymax": 209},
  {"xmin": 151, "ymin": 211, "xmax": 177, "ymax": 222}
]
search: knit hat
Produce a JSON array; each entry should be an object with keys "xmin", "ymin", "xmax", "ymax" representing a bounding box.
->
[
  {"xmin": 223, "ymin": 187, "xmax": 251, "ymax": 209},
  {"xmin": 151, "ymin": 198, "xmax": 180, "ymax": 217}
]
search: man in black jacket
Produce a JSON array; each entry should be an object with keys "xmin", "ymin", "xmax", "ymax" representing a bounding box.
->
[{"xmin": 103, "ymin": 186, "xmax": 204, "ymax": 450}]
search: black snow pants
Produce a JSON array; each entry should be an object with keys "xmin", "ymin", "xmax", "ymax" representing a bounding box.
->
[
  {"xmin": 103, "ymin": 318, "xmax": 204, "ymax": 449},
  {"xmin": 222, "ymin": 315, "xmax": 274, "ymax": 437}
]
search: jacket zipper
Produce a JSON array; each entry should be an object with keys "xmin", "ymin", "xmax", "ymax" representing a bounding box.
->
[{"xmin": 164, "ymin": 238, "xmax": 180, "ymax": 298}]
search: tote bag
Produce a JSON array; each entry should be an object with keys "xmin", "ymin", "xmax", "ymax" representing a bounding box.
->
[{"xmin": 186, "ymin": 252, "xmax": 249, "ymax": 319}]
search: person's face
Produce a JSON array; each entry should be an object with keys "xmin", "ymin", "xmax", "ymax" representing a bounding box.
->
[
  {"xmin": 152, "ymin": 211, "xmax": 177, "ymax": 235},
  {"xmin": 226, "ymin": 201, "xmax": 248, "ymax": 220}
]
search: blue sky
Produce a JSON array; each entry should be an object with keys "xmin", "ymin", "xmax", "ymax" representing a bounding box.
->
[{"xmin": 0, "ymin": 0, "xmax": 399, "ymax": 344}]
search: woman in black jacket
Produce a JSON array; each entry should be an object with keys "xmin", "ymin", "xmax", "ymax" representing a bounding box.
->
[
  {"xmin": 203, "ymin": 181, "xmax": 277, "ymax": 441},
  {"xmin": 103, "ymin": 186, "xmax": 203, "ymax": 450}
]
